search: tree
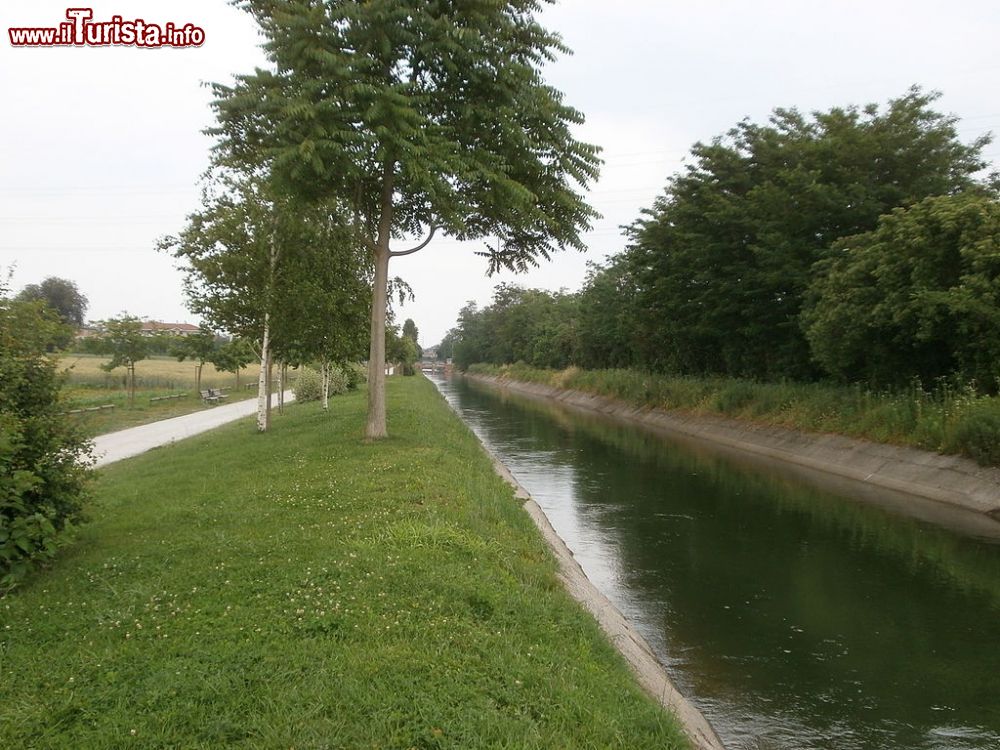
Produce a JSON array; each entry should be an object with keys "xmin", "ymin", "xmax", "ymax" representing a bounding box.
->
[
  {"xmin": 16, "ymin": 276, "xmax": 88, "ymax": 329},
  {"xmin": 167, "ymin": 174, "xmax": 371, "ymax": 430},
  {"xmin": 401, "ymin": 319, "xmax": 421, "ymax": 357},
  {"xmin": 623, "ymin": 88, "xmax": 990, "ymax": 380},
  {"xmin": 211, "ymin": 0, "xmax": 601, "ymax": 438},
  {"xmin": 802, "ymin": 192, "xmax": 1000, "ymax": 389},
  {"xmin": 436, "ymin": 329, "xmax": 459, "ymax": 362},
  {"xmin": 211, "ymin": 337, "xmax": 256, "ymax": 389},
  {"xmin": 96, "ymin": 316, "xmax": 148, "ymax": 406},
  {"xmin": 171, "ymin": 330, "xmax": 219, "ymax": 393},
  {"xmin": 576, "ymin": 257, "xmax": 639, "ymax": 370},
  {"xmin": 386, "ymin": 324, "xmax": 419, "ymax": 376},
  {"xmin": 1, "ymin": 274, "xmax": 90, "ymax": 589}
]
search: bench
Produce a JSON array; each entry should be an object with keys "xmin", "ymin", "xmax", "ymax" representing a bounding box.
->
[{"xmin": 200, "ymin": 389, "xmax": 220, "ymax": 404}]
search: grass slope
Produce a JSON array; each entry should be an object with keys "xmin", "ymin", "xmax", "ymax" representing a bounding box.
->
[{"xmin": 0, "ymin": 376, "xmax": 686, "ymax": 749}]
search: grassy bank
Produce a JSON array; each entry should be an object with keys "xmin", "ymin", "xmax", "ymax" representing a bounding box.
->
[
  {"xmin": 468, "ymin": 363, "xmax": 1000, "ymax": 467},
  {"xmin": 0, "ymin": 376, "xmax": 686, "ymax": 748},
  {"xmin": 57, "ymin": 356, "xmax": 268, "ymax": 435}
]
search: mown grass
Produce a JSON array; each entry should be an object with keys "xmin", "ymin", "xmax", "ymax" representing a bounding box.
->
[
  {"xmin": 0, "ymin": 376, "xmax": 687, "ymax": 749},
  {"xmin": 57, "ymin": 356, "xmax": 269, "ymax": 436},
  {"xmin": 468, "ymin": 363, "xmax": 1000, "ymax": 467}
]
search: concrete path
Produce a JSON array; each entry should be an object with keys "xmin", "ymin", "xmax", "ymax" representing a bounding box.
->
[{"xmin": 92, "ymin": 392, "xmax": 296, "ymax": 467}]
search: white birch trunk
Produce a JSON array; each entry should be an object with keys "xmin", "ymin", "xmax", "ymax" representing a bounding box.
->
[
  {"xmin": 321, "ymin": 361, "xmax": 330, "ymax": 410},
  {"xmin": 256, "ymin": 315, "xmax": 271, "ymax": 432},
  {"xmin": 277, "ymin": 363, "xmax": 284, "ymax": 414}
]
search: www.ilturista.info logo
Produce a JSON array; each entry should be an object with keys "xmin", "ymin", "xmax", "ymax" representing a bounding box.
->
[{"xmin": 8, "ymin": 8, "xmax": 205, "ymax": 48}]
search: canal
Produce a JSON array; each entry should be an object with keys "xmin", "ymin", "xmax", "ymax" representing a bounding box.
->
[{"xmin": 432, "ymin": 374, "xmax": 1000, "ymax": 750}]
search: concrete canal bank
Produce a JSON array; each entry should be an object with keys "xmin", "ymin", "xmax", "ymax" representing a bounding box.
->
[{"xmin": 466, "ymin": 374, "xmax": 1000, "ymax": 529}]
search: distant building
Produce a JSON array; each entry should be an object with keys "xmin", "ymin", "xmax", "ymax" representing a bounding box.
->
[
  {"xmin": 140, "ymin": 321, "xmax": 201, "ymax": 337},
  {"xmin": 74, "ymin": 325, "xmax": 101, "ymax": 340}
]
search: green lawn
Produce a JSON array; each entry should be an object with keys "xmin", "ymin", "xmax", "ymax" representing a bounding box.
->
[
  {"xmin": 57, "ymin": 355, "xmax": 266, "ymax": 436},
  {"xmin": 0, "ymin": 376, "xmax": 687, "ymax": 749}
]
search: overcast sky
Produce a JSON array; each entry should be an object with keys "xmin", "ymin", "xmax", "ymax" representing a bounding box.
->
[{"xmin": 2, "ymin": 1, "xmax": 998, "ymax": 347}]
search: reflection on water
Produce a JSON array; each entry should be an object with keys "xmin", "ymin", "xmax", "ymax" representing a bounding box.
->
[{"xmin": 432, "ymin": 375, "xmax": 1000, "ymax": 750}]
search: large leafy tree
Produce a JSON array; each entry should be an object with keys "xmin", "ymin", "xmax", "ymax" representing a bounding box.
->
[
  {"xmin": 803, "ymin": 193, "xmax": 1000, "ymax": 389},
  {"xmin": 16, "ymin": 276, "xmax": 88, "ymax": 329},
  {"xmin": 624, "ymin": 89, "xmax": 990, "ymax": 380},
  {"xmin": 211, "ymin": 0, "xmax": 601, "ymax": 438}
]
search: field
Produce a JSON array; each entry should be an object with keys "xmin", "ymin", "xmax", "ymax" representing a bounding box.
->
[
  {"xmin": 60, "ymin": 354, "xmax": 261, "ymax": 391},
  {"xmin": 57, "ymin": 355, "xmax": 267, "ymax": 436},
  {"xmin": 0, "ymin": 376, "xmax": 687, "ymax": 749}
]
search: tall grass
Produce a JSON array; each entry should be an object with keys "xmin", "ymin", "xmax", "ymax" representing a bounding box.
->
[
  {"xmin": 468, "ymin": 363, "xmax": 1000, "ymax": 467},
  {"xmin": 58, "ymin": 354, "xmax": 260, "ymax": 391}
]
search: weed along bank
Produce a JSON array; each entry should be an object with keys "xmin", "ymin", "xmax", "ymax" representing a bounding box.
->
[
  {"xmin": 0, "ymin": 378, "xmax": 695, "ymax": 748},
  {"xmin": 436, "ymin": 373, "xmax": 1000, "ymax": 750}
]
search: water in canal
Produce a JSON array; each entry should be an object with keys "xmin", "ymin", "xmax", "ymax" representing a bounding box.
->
[{"xmin": 432, "ymin": 374, "xmax": 1000, "ymax": 750}]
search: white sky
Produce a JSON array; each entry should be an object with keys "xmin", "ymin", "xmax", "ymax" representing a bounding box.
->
[{"xmin": 2, "ymin": 1, "xmax": 998, "ymax": 347}]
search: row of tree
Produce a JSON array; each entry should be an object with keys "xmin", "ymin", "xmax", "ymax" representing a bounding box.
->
[
  {"xmin": 166, "ymin": 0, "xmax": 600, "ymax": 438},
  {"xmin": 446, "ymin": 90, "xmax": 1000, "ymax": 392}
]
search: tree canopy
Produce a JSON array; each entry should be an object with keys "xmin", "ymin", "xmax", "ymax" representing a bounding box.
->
[
  {"xmin": 16, "ymin": 276, "xmax": 88, "ymax": 329},
  {"xmin": 623, "ymin": 88, "xmax": 990, "ymax": 379},
  {"xmin": 803, "ymin": 193, "xmax": 1000, "ymax": 389},
  {"xmin": 211, "ymin": 0, "xmax": 601, "ymax": 437},
  {"xmin": 442, "ymin": 90, "xmax": 998, "ymax": 395}
]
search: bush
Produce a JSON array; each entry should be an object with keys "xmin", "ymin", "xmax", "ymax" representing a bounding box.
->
[
  {"xmin": 947, "ymin": 406, "xmax": 1000, "ymax": 466},
  {"xmin": 294, "ymin": 365, "xmax": 352, "ymax": 403},
  {"xmin": 345, "ymin": 362, "xmax": 367, "ymax": 390},
  {"xmin": 1, "ymin": 294, "xmax": 91, "ymax": 592},
  {"xmin": 327, "ymin": 365, "xmax": 349, "ymax": 396},
  {"xmin": 293, "ymin": 367, "xmax": 323, "ymax": 402}
]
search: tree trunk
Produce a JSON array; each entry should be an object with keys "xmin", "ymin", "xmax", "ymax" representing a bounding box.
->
[
  {"xmin": 365, "ymin": 159, "xmax": 396, "ymax": 440},
  {"xmin": 365, "ymin": 243, "xmax": 391, "ymax": 439},
  {"xmin": 196, "ymin": 363, "xmax": 202, "ymax": 394},
  {"xmin": 256, "ymin": 316, "xmax": 271, "ymax": 432},
  {"xmin": 321, "ymin": 361, "xmax": 330, "ymax": 410},
  {"xmin": 128, "ymin": 362, "xmax": 136, "ymax": 407},
  {"xmin": 277, "ymin": 362, "xmax": 284, "ymax": 414},
  {"xmin": 266, "ymin": 358, "xmax": 274, "ymax": 422}
]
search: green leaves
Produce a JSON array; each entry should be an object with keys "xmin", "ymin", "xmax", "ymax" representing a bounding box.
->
[
  {"xmin": 0, "ymin": 293, "xmax": 90, "ymax": 591},
  {"xmin": 622, "ymin": 88, "xmax": 991, "ymax": 380},
  {"xmin": 803, "ymin": 193, "xmax": 1000, "ymax": 389}
]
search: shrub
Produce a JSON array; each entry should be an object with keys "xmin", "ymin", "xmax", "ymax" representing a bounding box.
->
[
  {"xmin": 293, "ymin": 367, "xmax": 323, "ymax": 402},
  {"xmin": 344, "ymin": 362, "xmax": 367, "ymax": 390},
  {"xmin": 1, "ymin": 293, "xmax": 91, "ymax": 592},
  {"xmin": 947, "ymin": 406, "xmax": 1000, "ymax": 466},
  {"xmin": 327, "ymin": 365, "xmax": 349, "ymax": 396},
  {"xmin": 295, "ymin": 365, "xmax": 353, "ymax": 403}
]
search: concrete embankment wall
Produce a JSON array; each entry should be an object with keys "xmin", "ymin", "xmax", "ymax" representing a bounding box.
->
[{"xmin": 467, "ymin": 374, "xmax": 1000, "ymax": 525}]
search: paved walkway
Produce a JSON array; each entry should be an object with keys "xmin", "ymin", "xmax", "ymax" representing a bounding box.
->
[{"xmin": 92, "ymin": 392, "xmax": 296, "ymax": 467}]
